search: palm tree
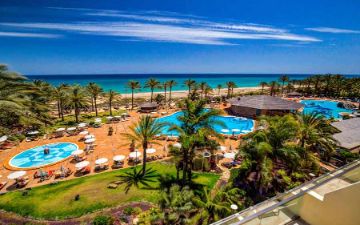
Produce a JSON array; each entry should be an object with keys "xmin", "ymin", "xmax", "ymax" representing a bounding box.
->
[
  {"xmin": 145, "ymin": 78, "xmax": 161, "ymax": 102},
  {"xmin": 67, "ymin": 85, "xmax": 88, "ymax": 123},
  {"xmin": 199, "ymin": 81, "xmax": 208, "ymax": 99},
  {"xmin": 86, "ymin": 82, "xmax": 103, "ymax": 116},
  {"xmin": 184, "ymin": 79, "xmax": 196, "ymax": 96},
  {"xmin": 127, "ymin": 80, "xmax": 141, "ymax": 110},
  {"xmin": 259, "ymin": 81, "xmax": 268, "ymax": 94},
  {"xmin": 106, "ymin": 89, "xmax": 120, "ymax": 116},
  {"xmin": 169, "ymin": 99, "xmax": 225, "ymax": 184},
  {"xmin": 163, "ymin": 82, "xmax": 168, "ymax": 106},
  {"xmin": 226, "ymin": 81, "xmax": 236, "ymax": 98},
  {"xmin": 118, "ymin": 168, "xmax": 158, "ymax": 193},
  {"xmin": 204, "ymin": 86, "xmax": 213, "ymax": 99},
  {"xmin": 216, "ymin": 84, "xmax": 222, "ymax": 95},
  {"xmin": 192, "ymin": 188, "xmax": 232, "ymax": 224},
  {"xmin": 52, "ymin": 84, "xmax": 69, "ymax": 121},
  {"xmin": 279, "ymin": 75, "xmax": 289, "ymax": 94},
  {"xmin": 269, "ymin": 81, "xmax": 279, "ymax": 96},
  {"xmin": 296, "ymin": 112, "xmax": 337, "ymax": 161},
  {"xmin": 122, "ymin": 115, "xmax": 167, "ymax": 175},
  {"xmin": 166, "ymin": 80, "xmax": 177, "ymax": 105}
]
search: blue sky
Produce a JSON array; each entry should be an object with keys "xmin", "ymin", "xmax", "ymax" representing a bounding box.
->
[{"xmin": 0, "ymin": 0, "xmax": 359, "ymax": 75}]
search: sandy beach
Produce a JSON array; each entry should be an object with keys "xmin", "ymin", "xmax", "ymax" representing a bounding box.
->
[{"xmin": 122, "ymin": 86, "xmax": 262, "ymax": 99}]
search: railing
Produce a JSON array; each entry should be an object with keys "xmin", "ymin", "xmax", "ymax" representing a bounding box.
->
[{"xmin": 211, "ymin": 159, "xmax": 360, "ymax": 225}]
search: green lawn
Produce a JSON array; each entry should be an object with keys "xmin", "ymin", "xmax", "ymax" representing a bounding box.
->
[{"xmin": 0, "ymin": 162, "xmax": 220, "ymax": 220}]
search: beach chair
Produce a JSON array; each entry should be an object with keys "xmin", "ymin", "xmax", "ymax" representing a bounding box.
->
[{"xmin": 0, "ymin": 181, "xmax": 8, "ymax": 190}]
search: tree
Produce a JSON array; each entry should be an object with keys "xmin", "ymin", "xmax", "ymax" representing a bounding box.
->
[
  {"xmin": 184, "ymin": 79, "xmax": 196, "ymax": 96},
  {"xmin": 127, "ymin": 80, "xmax": 141, "ymax": 110},
  {"xmin": 52, "ymin": 84, "xmax": 69, "ymax": 121},
  {"xmin": 169, "ymin": 99, "xmax": 224, "ymax": 184},
  {"xmin": 166, "ymin": 80, "xmax": 177, "ymax": 105},
  {"xmin": 163, "ymin": 82, "xmax": 168, "ymax": 106},
  {"xmin": 269, "ymin": 81, "xmax": 279, "ymax": 96},
  {"xmin": 216, "ymin": 84, "xmax": 222, "ymax": 95},
  {"xmin": 259, "ymin": 82, "xmax": 268, "ymax": 94},
  {"xmin": 199, "ymin": 81, "xmax": 208, "ymax": 99},
  {"xmin": 106, "ymin": 89, "xmax": 120, "ymax": 116},
  {"xmin": 118, "ymin": 168, "xmax": 158, "ymax": 193},
  {"xmin": 86, "ymin": 82, "xmax": 103, "ymax": 116},
  {"xmin": 122, "ymin": 115, "xmax": 167, "ymax": 175},
  {"xmin": 66, "ymin": 85, "xmax": 88, "ymax": 123},
  {"xmin": 226, "ymin": 81, "xmax": 236, "ymax": 98},
  {"xmin": 145, "ymin": 78, "xmax": 161, "ymax": 102},
  {"xmin": 279, "ymin": 75, "xmax": 289, "ymax": 94}
]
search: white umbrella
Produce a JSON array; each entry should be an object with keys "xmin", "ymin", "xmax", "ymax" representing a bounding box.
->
[
  {"xmin": 151, "ymin": 111, "xmax": 157, "ymax": 114},
  {"xmin": 56, "ymin": 128, "xmax": 65, "ymax": 132},
  {"xmin": 129, "ymin": 151, "xmax": 142, "ymax": 158},
  {"xmin": 121, "ymin": 113, "xmax": 128, "ymax": 116},
  {"xmin": 231, "ymin": 129, "xmax": 240, "ymax": 133},
  {"xmin": 0, "ymin": 135, "xmax": 8, "ymax": 143},
  {"xmin": 146, "ymin": 148, "xmax": 156, "ymax": 154},
  {"xmin": 71, "ymin": 150, "xmax": 84, "ymax": 156},
  {"xmin": 113, "ymin": 155, "xmax": 126, "ymax": 161},
  {"xmin": 84, "ymin": 138, "xmax": 96, "ymax": 144},
  {"xmin": 78, "ymin": 123, "xmax": 87, "ymax": 128},
  {"xmin": 106, "ymin": 116, "xmax": 113, "ymax": 120},
  {"xmin": 218, "ymin": 146, "xmax": 227, "ymax": 151},
  {"xmin": 230, "ymin": 204, "xmax": 238, "ymax": 210},
  {"xmin": 7, "ymin": 171, "xmax": 26, "ymax": 180},
  {"xmin": 94, "ymin": 118, "xmax": 102, "ymax": 123},
  {"xmin": 84, "ymin": 134, "xmax": 95, "ymax": 139},
  {"xmin": 67, "ymin": 127, "xmax": 76, "ymax": 131},
  {"xmin": 221, "ymin": 129, "xmax": 230, "ymax": 133},
  {"xmin": 95, "ymin": 157, "xmax": 108, "ymax": 165},
  {"xmin": 224, "ymin": 152, "xmax": 236, "ymax": 159},
  {"xmin": 173, "ymin": 143, "xmax": 182, "ymax": 148},
  {"xmin": 27, "ymin": 131, "xmax": 39, "ymax": 135},
  {"xmin": 114, "ymin": 115, "xmax": 122, "ymax": 118},
  {"xmin": 75, "ymin": 161, "xmax": 89, "ymax": 169},
  {"xmin": 79, "ymin": 130, "xmax": 89, "ymax": 135}
]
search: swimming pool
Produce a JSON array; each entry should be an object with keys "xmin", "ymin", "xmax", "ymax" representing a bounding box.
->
[
  {"xmin": 9, "ymin": 142, "xmax": 78, "ymax": 169},
  {"xmin": 156, "ymin": 111, "xmax": 254, "ymax": 136},
  {"xmin": 301, "ymin": 100, "xmax": 353, "ymax": 119}
]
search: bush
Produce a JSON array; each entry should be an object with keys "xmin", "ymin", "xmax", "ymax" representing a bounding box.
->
[
  {"xmin": 133, "ymin": 207, "xmax": 143, "ymax": 215},
  {"xmin": 123, "ymin": 206, "xmax": 134, "ymax": 216},
  {"xmin": 92, "ymin": 215, "xmax": 114, "ymax": 225}
]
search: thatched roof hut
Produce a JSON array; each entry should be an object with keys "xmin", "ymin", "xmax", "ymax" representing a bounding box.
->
[
  {"xmin": 140, "ymin": 102, "xmax": 158, "ymax": 113},
  {"xmin": 229, "ymin": 95, "xmax": 303, "ymax": 118}
]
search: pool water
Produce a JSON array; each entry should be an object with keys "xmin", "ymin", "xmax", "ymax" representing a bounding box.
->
[
  {"xmin": 156, "ymin": 111, "xmax": 254, "ymax": 136},
  {"xmin": 301, "ymin": 100, "xmax": 353, "ymax": 119},
  {"xmin": 9, "ymin": 142, "xmax": 78, "ymax": 169}
]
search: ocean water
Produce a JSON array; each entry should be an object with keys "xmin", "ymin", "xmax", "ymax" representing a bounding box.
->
[{"xmin": 27, "ymin": 74, "xmax": 360, "ymax": 94}]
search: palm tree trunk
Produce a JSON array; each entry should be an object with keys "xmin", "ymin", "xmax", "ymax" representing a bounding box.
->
[
  {"xmin": 150, "ymin": 89, "xmax": 154, "ymax": 102},
  {"xmin": 164, "ymin": 86, "xmax": 167, "ymax": 106},
  {"xmin": 182, "ymin": 150, "xmax": 188, "ymax": 185},
  {"xmin": 261, "ymin": 86, "xmax": 264, "ymax": 94},
  {"xmin": 109, "ymin": 100, "xmax": 112, "ymax": 116},
  {"xmin": 142, "ymin": 142, "xmax": 148, "ymax": 176},
  {"xmin": 75, "ymin": 107, "xmax": 79, "ymax": 123},
  {"xmin": 131, "ymin": 89, "xmax": 134, "ymax": 110},
  {"xmin": 169, "ymin": 87, "xmax": 172, "ymax": 106},
  {"xmin": 94, "ymin": 97, "xmax": 98, "ymax": 116},
  {"xmin": 60, "ymin": 100, "xmax": 64, "ymax": 121}
]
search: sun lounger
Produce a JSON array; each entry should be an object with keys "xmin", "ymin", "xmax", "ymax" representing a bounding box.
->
[{"xmin": 0, "ymin": 181, "xmax": 8, "ymax": 190}]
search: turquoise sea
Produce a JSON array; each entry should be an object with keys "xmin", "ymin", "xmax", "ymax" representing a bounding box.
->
[{"xmin": 27, "ymin": 74, "xmax": 360, "ymax": 94}]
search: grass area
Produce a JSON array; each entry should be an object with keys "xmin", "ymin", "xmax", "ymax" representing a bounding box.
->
[{"xmin": 0, "ymin": 162, "xmax": 220, "ymax": 220}]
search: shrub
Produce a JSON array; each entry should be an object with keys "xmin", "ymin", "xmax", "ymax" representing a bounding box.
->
[
  {"xmin": 92, "ymin": 215, "xmax": 114, "ymax": 225},
  {"xmin": 123, "ymin": 206, "xmax": 134, "ymax": 216},
  {"xmin": 133, "ymin": 207, "xmax": 143, "ymax": 215}
]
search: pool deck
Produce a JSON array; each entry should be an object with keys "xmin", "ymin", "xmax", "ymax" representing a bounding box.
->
[{"xmin": 0, "ymin": 105, "xmax": 242, "ymax": 193}]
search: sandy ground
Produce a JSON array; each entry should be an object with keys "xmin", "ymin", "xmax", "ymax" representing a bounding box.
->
[{"xmin": 121, "ymin": 87, "xmax": 262, "ymax": 99}]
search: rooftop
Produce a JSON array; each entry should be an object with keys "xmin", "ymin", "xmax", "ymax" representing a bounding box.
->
[
  {"xmin": 331, "ymin": 118, "xmax": 360, "ymax": 149},
  {"xmin": 229, "ymin": 95, "xmax": 304, "ymax": 110}
]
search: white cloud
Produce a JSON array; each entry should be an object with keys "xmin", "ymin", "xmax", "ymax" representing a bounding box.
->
[
  {"xmin": 0, "ymin": 8, "xmax": 321, "ymax": 45},
  {"xmin": 306, "ymin": 27, "xmax": 360, "ymax": 34},
  {"xmin": 0, "ymin": 31, "xmax": 60, "ymax": 38},
  {"xmin": 0, "ymin": 22, "xmax": 320, "ymax": 44}
]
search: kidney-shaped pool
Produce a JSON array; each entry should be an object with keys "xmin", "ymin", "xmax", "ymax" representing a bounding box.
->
[{"xmin": 9, "ymin": 142, "xmax": 78, "ymax": 169}]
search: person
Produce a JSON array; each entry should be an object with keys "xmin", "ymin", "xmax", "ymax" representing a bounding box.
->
[{"xmin": 44, "ymin": 147, "xmax": 50, "ymax": 154}]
